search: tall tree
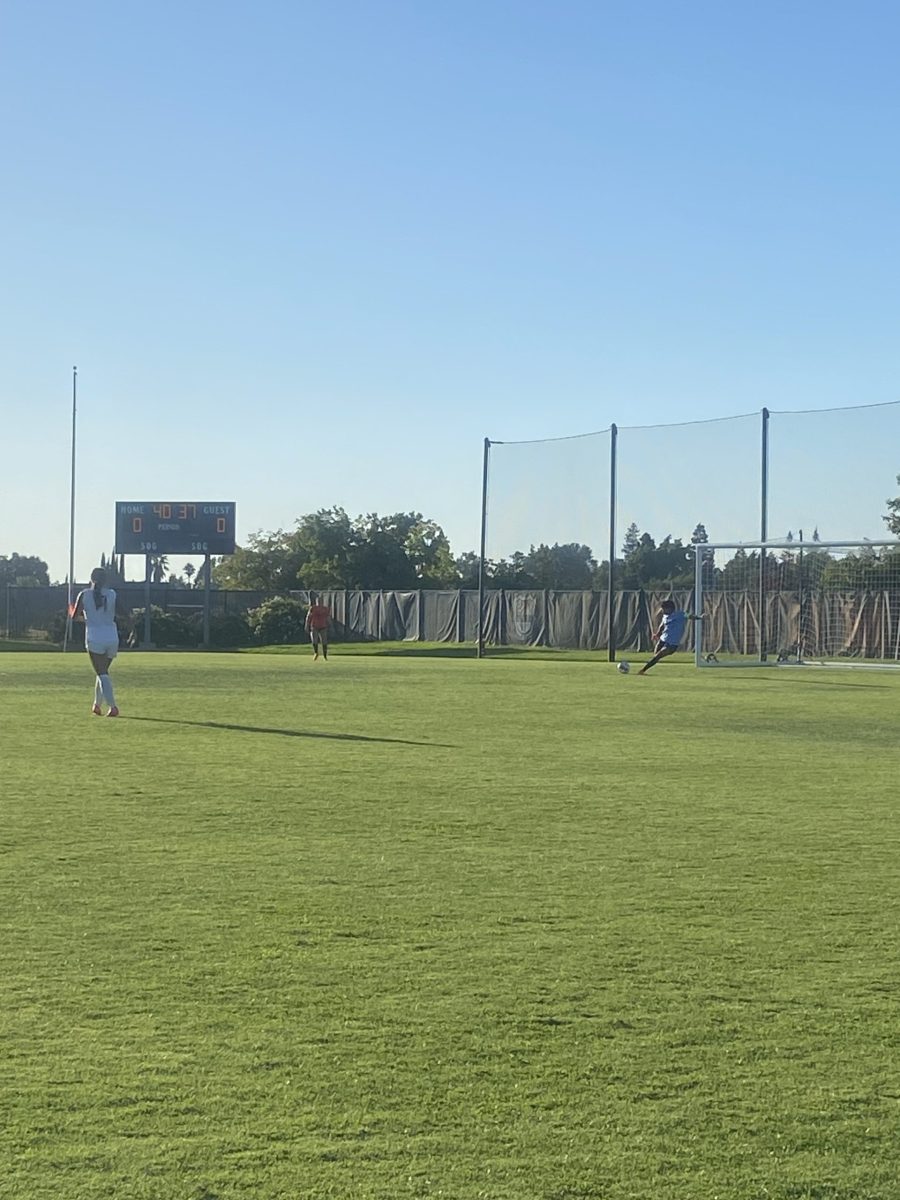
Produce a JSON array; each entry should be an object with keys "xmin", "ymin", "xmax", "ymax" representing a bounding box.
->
[
  {"xmin": 294, "ymin": 507, "xmax": 355, "ymax": 587},
  {"xmin": 212, "ymin": 529, "xmax": 304, "ymax": 591},
  {"xmin": 690, "ymin": 522, "xmax": 714, "ymax": 578},
  {"xmin": 622, "ymin": 523, "xmax": 642, "ymax": 558},
  {"xmin": 0, "ymin": 553, "xmax": 50, "ymax": 588},
  {"xmin": 150, "ymin": 555, "xmax": 169, "ymax": 584},
  {"xmin": 620, "ymin": 532, "xmax": 656, "ymax": 587},
  {"xmin": 211, "ymin": 508, "xmax": 459, "ymax": 591},
  {"xmin": 884, "ymin": 474, "xmax": 900, "ymax": 535},
  {"xmin": 720, "ymin": 546, "xmax": 749, "ymax": 587},
  {"xmin": 403, "ymin": 516, "xmax": 458, "ymax": 587},
  {"xmin": 348, "ymin": 513, "xmax": 418, "ymax": 589},
  {"xmin": 103, "ymin": 551, "xmax": 125, "ymax": 584},
  {"xmin": 490, "ymin": 553, "xmax": 539, "ymax": 589},
  {"xmin": 455, "ymin": 552, "xmax": 481, "ymax": 589},
  {"xmin": 621, "ymin": 534, "xmax": 693, "ymax": 588},
  {"xmin": 521, "ymin": 543, "xmax": 597, "ymax": 589}
]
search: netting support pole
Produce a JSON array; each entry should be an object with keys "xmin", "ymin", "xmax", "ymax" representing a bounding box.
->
[
  {"xmin": 759, "ymin": 407, "xmax": 770, "ymax": 662},
  {"xmin": 63, "ymin": 366, "xmax": 77, "ymax": 653},
  {"xmin": 202, "ymin": 554, "xmax": 211, "ymax": 648},
  {"xmin": 797, "ymin": 529, "xmax": 804, "ymax": 664},
  {"xmin": 694, "ymin": 543, "xmax": 704, "ymax": 668},
  {"xmin": 143, "ymin": 555, "xmax": 153, "ymax": 648},
  {"xmin": 477, "ymin": 437, "xmax": 490, "ymax": 659},
  {"xmin": 608, "ymin": 423, "xmax": 618, "ymax": 662}
]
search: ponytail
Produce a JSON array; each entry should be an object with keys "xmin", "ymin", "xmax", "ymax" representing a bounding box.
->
[{"xmin": 89, "ymin": 567, "xmax": 108, "ymax": 609}]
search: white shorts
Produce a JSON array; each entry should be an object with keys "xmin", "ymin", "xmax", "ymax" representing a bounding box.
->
[{"xmin": 86, "ymin": 640, "xmax": 118, "ymax": 659}]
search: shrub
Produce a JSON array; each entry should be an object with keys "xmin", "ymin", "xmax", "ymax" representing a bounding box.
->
[
  {"xmin": 45, "ymin": 611, "xmax": 85, "ymax": 646},
  {"xmin": 206, "ymin": 612, "xmax": 253, "ymax": 648},
  {"xmin": 246, "ymin": 596, "xmax": 308, "ymax": 645},
  {"xmin": 127, "ymin": 606, "xmax": 198, "ymax": 648},
  {"xmin": 153, "ymin": 609, "xmax": 199, "ymax": 647}
]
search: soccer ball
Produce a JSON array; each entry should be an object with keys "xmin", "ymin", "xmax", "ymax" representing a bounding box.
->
[{"xmin": 617, "ymin": 661, "xmax": 630, "ymax": 674}]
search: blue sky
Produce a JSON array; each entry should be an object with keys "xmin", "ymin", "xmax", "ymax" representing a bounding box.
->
[{"xmin": 3, "ymin": 0, "xmax": 900, "ymax": 581}]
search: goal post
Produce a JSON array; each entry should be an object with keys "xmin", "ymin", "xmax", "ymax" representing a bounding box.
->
[{"xmin": 693, "ymin": 540, "xmax": 900, "ymax": 668}]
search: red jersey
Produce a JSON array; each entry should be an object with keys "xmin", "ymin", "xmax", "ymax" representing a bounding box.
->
[{"xmin": 307, "ymin": 604, "xmax": 330, "ymax": 630}]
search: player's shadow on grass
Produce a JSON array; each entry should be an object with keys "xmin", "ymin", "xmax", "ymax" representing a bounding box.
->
[{"xmin": 126, "ymin": 716, "xmax": 454, "ymax": 747}]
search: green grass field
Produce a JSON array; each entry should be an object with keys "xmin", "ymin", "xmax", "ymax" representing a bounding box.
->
[{"xmin": 3, "ymin": 647, "xmax": 900, "ymax": 1199}]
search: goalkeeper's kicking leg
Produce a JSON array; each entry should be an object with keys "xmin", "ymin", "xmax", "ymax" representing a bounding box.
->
[{"xmin": 637, "ymin": 642, "xmax": 679, "ymax": 675}]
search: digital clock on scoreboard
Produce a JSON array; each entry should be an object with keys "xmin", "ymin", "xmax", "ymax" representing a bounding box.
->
[{"xmin": 115, "ymin": 502, "xmax": 237, "ymax": 555}]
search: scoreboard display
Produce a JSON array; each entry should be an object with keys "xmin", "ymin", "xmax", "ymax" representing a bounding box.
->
[{"xmin": 115, "ymin": 502, "xmax": 237, "ymax": 555}]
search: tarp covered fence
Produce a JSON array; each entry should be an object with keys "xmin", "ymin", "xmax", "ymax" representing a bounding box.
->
[{"xmin": 5, "ymin": 585, "xmax": 900, "ymax": 658}]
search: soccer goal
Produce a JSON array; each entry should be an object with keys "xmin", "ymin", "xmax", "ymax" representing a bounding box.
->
[{"xmin": 693, "ymin": 540, "xmax": 900, "ymax": 668}]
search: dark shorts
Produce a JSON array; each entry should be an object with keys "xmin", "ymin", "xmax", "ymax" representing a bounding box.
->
[{"xmin": 660, "ymin": 641, "xmax": 679, "ymax": 651}]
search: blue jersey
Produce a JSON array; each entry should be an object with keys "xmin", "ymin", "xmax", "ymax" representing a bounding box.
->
[{"xmin": 662, "ymin": 609, "xmax": 687, "ymax": 645}]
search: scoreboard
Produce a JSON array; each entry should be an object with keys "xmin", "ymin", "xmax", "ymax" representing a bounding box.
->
[{"xmin": 115, "ymin": 502, "xmax": 237, "ymax": 555}]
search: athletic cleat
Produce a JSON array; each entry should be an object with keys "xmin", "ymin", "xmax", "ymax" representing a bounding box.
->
[
  {"xmin": 107, "ymin": 706, "xmax": 120, "ymax": 718},
  {"xmin": 91, "ymin": 704, "xmax": 102, "ymax": 716}
]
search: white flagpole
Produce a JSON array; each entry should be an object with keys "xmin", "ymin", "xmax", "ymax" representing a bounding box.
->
[{"xmin": 63, "ymin": 367, "xmax": 77, "ymax": 652}]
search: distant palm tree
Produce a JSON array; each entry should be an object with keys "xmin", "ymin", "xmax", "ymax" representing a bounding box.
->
[
  {"xmin": 150, "ymin": 555, "xmax": 169, "ymax": 583},
  {"xmin": 183, "ymin": 562, "xmax": 196, "ymax": 587}
]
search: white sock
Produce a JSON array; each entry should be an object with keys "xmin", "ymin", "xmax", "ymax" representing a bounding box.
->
[
  {"xmin": 94, "ymin": 678, "xmax": 103, "ymax": 707},
  {"xmin": 99, "ymin": 674, "xmax": 116, "ymax": 707}
]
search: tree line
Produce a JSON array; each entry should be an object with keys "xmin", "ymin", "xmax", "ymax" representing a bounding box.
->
[
  {"xmin": 208, "ymin": 511, "xmax": 716, "ymax": 591},
  {"xmin": 0, "ymin": 554, "xmax": 50, "ymax": 588},
  {"xmin": 6, "ymin": 475, "xmax": 900, "ymax": 593}
]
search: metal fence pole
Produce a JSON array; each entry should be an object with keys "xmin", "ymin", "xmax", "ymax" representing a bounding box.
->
[
  {"xmin": 477, "ymin": 437, "xmax": 490, "ymax": 658},
  {"xmin": 143, "ymin": 555, "xmax": 152, "ymax": 647},
  {"xmin": 64, "ymin": 367, "xmax": 78, "ymax": 652},
  {"xmin": 759, "ymin": 407, "xmax": 770, "ymax": 661},
  {"xmin": 608, "ymin": 423, "xmax": 618, "ymax": 662},
  {"xmin": 202, "ymin": 555, "xmax": 211, "ymax": 647}
]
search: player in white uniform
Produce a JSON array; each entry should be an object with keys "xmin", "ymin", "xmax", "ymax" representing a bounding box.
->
[{"xmin": 71, "ymin": 567, "xmax": 129, "ymax": 716}]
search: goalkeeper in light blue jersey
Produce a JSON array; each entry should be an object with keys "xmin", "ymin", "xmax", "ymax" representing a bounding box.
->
[{"xmin": 637, "ymin": 599, "xmax": 700, "ymax": 675}]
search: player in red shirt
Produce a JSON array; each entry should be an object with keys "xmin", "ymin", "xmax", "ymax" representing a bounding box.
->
[{"xmin": 304, "ymin": 593, "xmax": 331, "ymax": 660}]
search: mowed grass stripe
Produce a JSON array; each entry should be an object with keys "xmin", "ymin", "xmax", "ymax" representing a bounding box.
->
[{"xmin": 3, "ymin": 651, "xmax": 900, "ymax": 1199}]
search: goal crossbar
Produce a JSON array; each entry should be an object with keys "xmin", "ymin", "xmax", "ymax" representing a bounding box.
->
[{"xmin": 700, "ymin": 540, "xmax": 900, "ymax": 551}]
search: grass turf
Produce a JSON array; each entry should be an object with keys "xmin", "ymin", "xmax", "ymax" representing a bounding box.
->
[{"xmin": 2, "ymin": 648, "xmax": 900, "ymax": 1199}]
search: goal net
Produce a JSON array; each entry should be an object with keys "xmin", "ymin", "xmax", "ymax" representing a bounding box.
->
[{"xmin": 694, "ymin": 540, "xmax": 900, "ymax": 667}]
